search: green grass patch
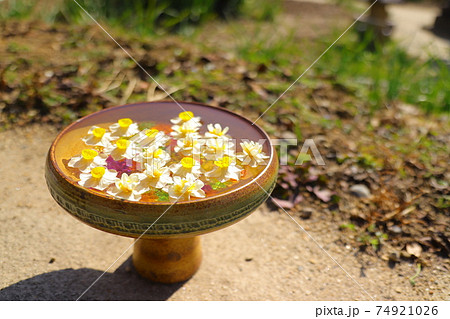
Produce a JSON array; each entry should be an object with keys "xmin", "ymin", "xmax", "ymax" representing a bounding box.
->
[
  {"xmin": 315, "ymin": 31, "xmax": 450, "ymax": 114},
  {"xmin": 0, "ymin": 0, "xmax": 35, "ymax": 20}
]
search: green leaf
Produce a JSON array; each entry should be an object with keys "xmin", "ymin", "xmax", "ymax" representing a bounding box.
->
[
  {"xmin": 339, "ymin": 223, "xmax": 356, "ymax": 231},
  {"xmin": 370, "ymin": 238, "xmax": 379, "ymax": 249},
  {"xmin": 210, "ymin": 181, "xmax": 232, "ymax": 190},
  {"xmin": 155, "ymin": 189, "xmax": 169, "ymax": 201},
  {"xmin": 138, "ymin": 121, "xmax": 155, "ymax": 131}
]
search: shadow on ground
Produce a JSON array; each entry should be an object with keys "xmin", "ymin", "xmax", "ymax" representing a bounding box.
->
[{"xmin": 0, "ymin": 257, "xmax": 184, "ymax": 300}]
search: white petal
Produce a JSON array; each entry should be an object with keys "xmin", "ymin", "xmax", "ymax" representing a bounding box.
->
[
  {"xmin": 78, "ymin": 176, "xmax": 98, "ymax": 188},
  {"xmin": 79, "ymin": 172, "xmax": 91, "ymax": 182},
  {"xmin": 109, "ymin": 123, "xmax": 120, "ymax": 131},
  {"xmin": 191, "ymin": 189, "xmax": 205, "ymax": 198},
  {"xmin": 68, "ymin": 156, "xmax": 82, "ymax": 168},
  {"xmin": 169, "ymin": 163, "xmax": 182, "ymax": 174}
]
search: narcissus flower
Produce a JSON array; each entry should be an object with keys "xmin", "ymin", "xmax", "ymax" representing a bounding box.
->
[
  {"xmin": 237, "ymin": 141, "xmax": 269, "ymax": 167},
  {"xmin": 82, "ymin": 126, "xmax": 112, "ymax": 147},
  {"xmin": 103, "ymin": 138, "xmax": 137, "ymax": 161},
  {"xmin": 205, "ymin": 156, "xmax": 242, "ymax": 182},
  {"xmin": 78, "ymin": 166, "xmax": 117, "ymax": 191},
  {"xmin": 131, "ymin": 128, "xmax": 169, "ymax": 148},
  {"xmin": 109, "ymin": 118, "xmax": 140, "ymax": 139},
  {"xmin": 166, "ymin": 173, "xmax": 205, "ymax": 201},
  {"xmin": 170, "ymin": 111, "xmax": 201, "ymax": 125},
  {"xmin": 174, "ymin": 133, "xmax": 203, "ymax": 156},
  {"xmin": 107, "ymin": 173, "xmax": 142, "ymax": 201},
  {"xmin": 68, "ymin": 149, "xmax": 107, "ymax": 173},
  {"xmin": 136, "ymin": 146, "xmax": 171, "ymax": 166},
  {"xmin": 203, "ymin": 137, "xmax": 236, "ymax": 161},
  {"xmin": 169, "ymin": 156, "xmax": 202, "ymax": 178},
  {"xmin": 170, "ymin": 120, "xmax": 201, "ymax": 138},
  {"xmin": 135, "ymin": 160, "xmax": 173, "ymax": 192},
  {"xmin": 205, "ymin": 123, "xmax": 230, "ymax": 139}
]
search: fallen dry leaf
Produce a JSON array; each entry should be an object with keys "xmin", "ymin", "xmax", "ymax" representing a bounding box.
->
[
  {"xmin": 306, "ymin": 185, "xmax": 335, "ymax": 203},
  {"xmin": 272, "ymin": 197, "xmax": 294, "ymax": 209}
]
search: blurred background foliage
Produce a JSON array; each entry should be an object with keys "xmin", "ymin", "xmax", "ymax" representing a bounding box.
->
[
  {"xmin": 316, "ymin": 30, "xmax": 450, "ymax": 114},
  {"xmin": 0, "ymin": 0, "xmax": 281, "ymax": 33},
  {"xmin": 0, "ymin": 0, "xmax": 448, "ymax": 114},
  {"xmin": 55, "ymin": 0, "xmax": 244, "ymax": 33}
]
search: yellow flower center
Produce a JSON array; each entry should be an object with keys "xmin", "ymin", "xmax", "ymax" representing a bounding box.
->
[
  {"xmin": 92, "ymin": 127, "xmax": 106, "ymax": 138},
  {"xmin": 91, "ymin": 166, "xmax": 106, "ymax": 179},
  {"xmin": 214, "ymin": 156, "xmax": 232, "ymax": 168},
  {"xmin": 243, "ymin": 142, "xmax": 259, "ymax": 155},
  {"xmin": 187, "ymin": 183, "xmax": 196, "ymax": 192},
  {"xmin": 202, "ymin": 161, "xmax": 214, "ymax": 171},
  {"xmin": 180, "ymin": 126, "xmax": 196, "ymax": 135},
  {"xmin": 81, "ymin": 149, "xmax": 98, "ymax": 161},
  {"xmin": 118, "ymin": 179, "xmax": 132, "ymax": 192},
  {"xmin": 118, "ymin": 118, "xmax": 133, "ymax": 128},
  {"xmin": 144, "ymin": 128, "xmax": 159, "ymax": 138},
  {"xmin": 153, "ymin": 148, "xmax": 164, "ymax": 158},
  {"xmin": 211, "ymin": 127, "xmax": 224, "ymax": 136},
  {"xmin": 184, "ymin": 137, "xmax": 197, "ymax": 148},
  {"xmin": 210, "ymin": 140, "xmax": 226, "ymax": 152},
  {"xmin": 116, "ymin": 138, "xmax": 130, "ymax": 150},
  {"xmin": 174, "ymin": 180, "xmax": 188, "ymax": 193},
  {"xmin": 179, "ymin": 111, "xmax": 194, "ymax": 122},
  {"xmin": 119, "ymin": 182, "xmax": 130, "ymax": 192},
  {"xmin": 180, "ymin": 157, "xmax": 195, "ymax": 169},
  {"xmin": 153, "ymin": 169, "xmax": 162, "ymax": 177}
]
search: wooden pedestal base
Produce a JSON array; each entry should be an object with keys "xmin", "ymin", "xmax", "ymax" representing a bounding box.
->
[{"xmin": 132, "ymin": 237, "xmax": 202, "ymax": 284}]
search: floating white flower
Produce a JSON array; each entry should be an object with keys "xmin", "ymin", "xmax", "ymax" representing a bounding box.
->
[
  {"xmin": 170, "ymin": 120, "xmax": 201, "ymax": 138},
  {"xmin": 82, "ymin": 126, "xmax": 112, "ymax": 147},
  {"xmin": 130, "ymin": 128, "xmax": 169, "ymax": 149},
  {"xmin": 170, "ymin": 111, "xmax": 201, "ymax": 125},
  {"xmin": 103, "ymin": 138, "xmax": 137, "ymax": 161},
  {"xmin": 203, "ymin": 138, "xmax": 236, "ymax": 161},
  {"xmin": 166, "ymin": 173, "xmax": 205, "ymax": 201},
  {"xmin": 205, "ymin": 156, "xmax": 242, "ymax": 182},
  {"xmin": 173, "ymin": 133, "xmax": 203, "ymax": 156},
  {"xmin": 78, "ymin": 166, "xmax": 117, "ymax": 191},
  {"xmin": 109, "ymin": 118, "xmax": 140, "ymax": 139},
  {"xmin": 68, "ymin": 149, "xmax": 107, "ymax": 173},
  {"xmin": 107, "ymin": 173, "xmax": 142, "ymax": 201},
  {"xmin": 136, "ymin": 146, "xmax": 171, "ymax": 167},
  {"xmin": 205, "ymin": 123, "xmax": 230, "ymax": 139},
  {"xmin": 169, "ymin": 157, "xmax": 202, "ymax": 178},
  {"xmin": 237, "ymin": 141, "xmax": 269, "ymax": 167},
  {"xmin": 135, "ymin": 160, "xmax": 173, "ymax": 192}
]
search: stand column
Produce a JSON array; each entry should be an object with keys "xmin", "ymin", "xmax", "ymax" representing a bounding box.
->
[{"xmin": 133, "ymin": 236, "xmax": 202, "ymax": 283}]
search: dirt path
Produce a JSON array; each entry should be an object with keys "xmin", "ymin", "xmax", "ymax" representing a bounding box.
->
[
  {"xmin": 389, "ymin": 3, "xmax": 449, "ymax": 60},
  {"xmin": 1, "ymin": 125, "xmax": 448, "ymax": 300},
  {"xmin": 287, "ymin": 0, "xmax": 449, "ymax": 60}
]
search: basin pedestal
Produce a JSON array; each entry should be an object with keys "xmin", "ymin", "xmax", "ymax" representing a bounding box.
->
[{"xmin": 133, "ymin": 236, "xmax": 202, "ymax": 283}]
